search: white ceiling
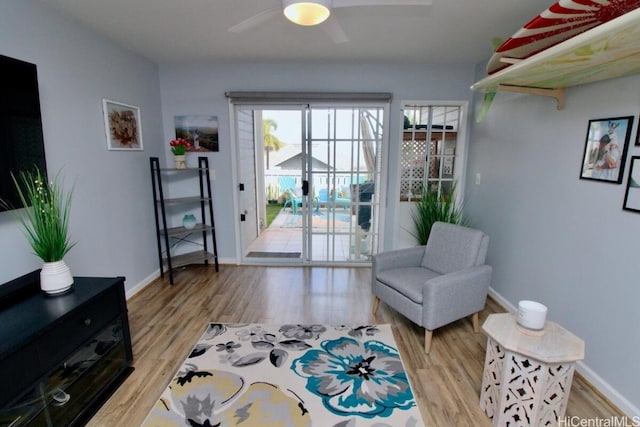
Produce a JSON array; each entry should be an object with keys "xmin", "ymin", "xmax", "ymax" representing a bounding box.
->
[{"xmin": 41, "ymin": 0, "xmax": 552, "ymax": 66}]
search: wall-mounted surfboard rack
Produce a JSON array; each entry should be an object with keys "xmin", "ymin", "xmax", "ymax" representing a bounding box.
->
[
  {"xmin": 472, "ymin": 7, "xmax": 640, "ymax": 121},
  {"xmin": 498, "ymin": 84, "xmax": 565, "ymax": 110}
]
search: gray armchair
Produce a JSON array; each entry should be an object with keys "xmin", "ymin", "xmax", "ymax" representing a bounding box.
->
[{"xmin": 372, "ymin": 221, "xmax": 492, "ymax": 353}]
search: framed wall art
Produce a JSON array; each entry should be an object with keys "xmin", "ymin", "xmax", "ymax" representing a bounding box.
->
[
  {"xmin": 103, "ymin": 99, "xmax": 143, "ymax": 151},
  {"xmin": 174, "ymin": 115, "xmax": 219, "ymax": 152},
  {"xmin": 623, "ymin": 156, "xmax": 640, "ymax": 213},
  {"xmin": 579, "ymin": 116, "xmax": 633, "ymax": 184}
]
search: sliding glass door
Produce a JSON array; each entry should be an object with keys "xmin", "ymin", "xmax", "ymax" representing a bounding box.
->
[
  {"xmin": 306, "ymin": 105, "xmax": 384, "ymax": 262},
  {"xmin": 232, "ymin": 100, "xmax": 387, "ymax": 265}
]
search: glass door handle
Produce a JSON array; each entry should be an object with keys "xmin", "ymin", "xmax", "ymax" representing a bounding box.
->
[{"xmin": 302, "ymin": 180, "xmax": 309, "ymax": 196}]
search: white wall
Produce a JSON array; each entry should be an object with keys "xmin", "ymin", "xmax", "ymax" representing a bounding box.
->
[
  {"xmin": 466, "ymin": 69, "xmax": 640, "ymax": 414},
  {"xmin": 0, "ymin": 0, "xmax": 164, "ymax": 290},
  {"xmin": 158, "ymin": 62, "xmax": 476, "ymax": 258}
]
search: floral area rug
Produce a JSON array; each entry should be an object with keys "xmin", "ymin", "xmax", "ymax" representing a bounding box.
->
[{"xmin": 141, "ymin": 323, "xmax": 424, "ymax": 427}]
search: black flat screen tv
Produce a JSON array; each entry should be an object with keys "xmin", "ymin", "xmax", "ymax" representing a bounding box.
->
[{"xmin": 0, "ymin": 54, "xmax": 48, "ymax": 212}]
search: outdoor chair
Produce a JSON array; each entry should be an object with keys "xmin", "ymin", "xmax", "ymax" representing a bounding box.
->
[
  {"xmin": 333, "ymin": 187, "xmax": 351, "ymax": 210},
  {"xmin": 316, "ymin": 188, "xmax": 331, "ymax": 210},
  {"xmin": 316, "ymin": 188, "xmax": 350, "ymax": 211},
  {"xmin": 278, "ymin": 176, "xmax": 296, "ymax": 193},
  {"xmin": 283, "ymin": 189, "xmax": 302, "ymax": 214},
  {"xmin": 371, "ymin": 221, "xmax": 492, "ymax": 353}
]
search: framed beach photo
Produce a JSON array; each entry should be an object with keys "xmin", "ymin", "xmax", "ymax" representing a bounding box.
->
[
  {"xmin": 174, "ymin": 115, "xmax": 219, "ymax": 152},
  {"xmin": 103, "ymin": 99, "xmax": 143, "ymax": 151},
  {"xmin": 579, "ymin": 116, "xmax": 633, "ymax": 184},
  {"xmin": 623, "ymin": 156, "xmax": 640, "ymax": 213}
]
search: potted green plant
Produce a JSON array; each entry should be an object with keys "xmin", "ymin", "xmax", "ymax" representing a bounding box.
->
[
  {"xmin": 410, "ymin": 182, "xmax": 469, "ymax": 245},
  {"xmin": 7, "ymin": 168, "xmax": 76, "ymax": 294},
  {"xmin": 169, "ymin": 137, "xmax": 191, "ymax": 169}
]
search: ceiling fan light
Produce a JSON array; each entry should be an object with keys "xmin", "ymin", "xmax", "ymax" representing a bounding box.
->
[{"xmin": 283, "ymin": 1, "xmax": 331, "ymax": 26}]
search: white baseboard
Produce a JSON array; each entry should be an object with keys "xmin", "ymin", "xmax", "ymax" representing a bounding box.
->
[
  {"xmin": 125, "ymin": 269, "xmax": 159, "ymax": 300},
  {"xmin": 487, "ymin": 287, "xmax": 639, "ymax": 418},
  {"xmin": 574, "ymin": 359, "xmax": 640, "ymax": 419},
  {"xmin": 123, "ymin": 259, "xmax": 233, "ymax": 300},
  {"xmin": 488, "ymin": 286, "xmax": 517, "ymax": 312},
  {"xmin": 123, "ymin": 260, "xmax": 230, "ymax": 300}
]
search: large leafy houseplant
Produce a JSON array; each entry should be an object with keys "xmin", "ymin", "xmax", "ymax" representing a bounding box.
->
[
  {"xmin": 9, "ymin": 169, "xmax": 76, "ymax": 262},
  {"xmin": 410, "ymin": 182, "xmax": 468, "ymax": 245}
]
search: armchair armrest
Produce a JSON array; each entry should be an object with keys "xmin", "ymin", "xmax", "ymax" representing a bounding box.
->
[
  {"xmin": 422, "ymin": 265, "xmax": 493, "ymax": 330},
  {"xmin": 372, "ymin": 246, "xmax": 426, "ymax": 275}
]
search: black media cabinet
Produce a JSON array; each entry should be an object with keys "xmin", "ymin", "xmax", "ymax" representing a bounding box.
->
[{"xmin": 0, "ymin": 271, "xmax": 134, "ymax": 426}]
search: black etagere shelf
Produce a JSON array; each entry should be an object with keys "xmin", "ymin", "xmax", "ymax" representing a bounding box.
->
[{"xmin": 150, "ymin": 156, "xmax": 219, "ymax": 284}]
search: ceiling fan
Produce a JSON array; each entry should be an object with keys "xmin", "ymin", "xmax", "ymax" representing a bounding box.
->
[{"xmin": 228, "ymin": 0, "xmax": 433, "ymax": 44}]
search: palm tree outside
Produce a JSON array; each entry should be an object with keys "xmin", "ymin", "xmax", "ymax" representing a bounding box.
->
[{"xmin": 263, "ymin": 119, "xmax": 285, "ymax": 169}]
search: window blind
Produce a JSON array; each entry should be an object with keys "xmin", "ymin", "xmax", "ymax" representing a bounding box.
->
[{"xmin": 225, "ymin": 91, "xmax": 392, "ymax": 105}]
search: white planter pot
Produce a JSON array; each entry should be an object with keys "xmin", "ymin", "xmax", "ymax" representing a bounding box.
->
[
  {"xmin": 174, "ymin": 155, "xmax": 186, "ymax": 169},
  {"xmin": 40, "ymin": 260, "xmax": 74, "ymax": 295}
]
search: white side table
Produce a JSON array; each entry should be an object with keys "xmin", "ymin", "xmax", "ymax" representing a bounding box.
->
[{"xmin": 480, "ymin": 313, "xmax": 585, "ymax": 427}]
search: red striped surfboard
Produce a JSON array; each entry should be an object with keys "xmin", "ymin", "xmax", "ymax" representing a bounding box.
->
[{"xmin": 487, "ymin": 0, "xmax": 640, "ymax": 74}]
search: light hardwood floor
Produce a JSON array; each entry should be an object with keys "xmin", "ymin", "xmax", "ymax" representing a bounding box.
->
[{"xmin": 88, "ymin": 265, "xmax": 621, "ymax": 426}]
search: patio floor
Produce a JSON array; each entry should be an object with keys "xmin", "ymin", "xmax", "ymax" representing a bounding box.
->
[{"xmin": 245, "ymin": 207, "xmax": 371, "ymax": 262}]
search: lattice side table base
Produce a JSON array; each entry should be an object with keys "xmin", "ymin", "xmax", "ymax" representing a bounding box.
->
[{"xmin": 480, "ymin": 337, "xmax": 576, "ymax": 427}]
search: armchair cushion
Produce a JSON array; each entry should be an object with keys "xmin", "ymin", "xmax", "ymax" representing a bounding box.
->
[
  {"xmin": 421, "ymin": 222, "xmax": 486, "ymax": 274},
  {"xmin": 376, "ymin": 267, "xmax": 439, "ymax": 304}
]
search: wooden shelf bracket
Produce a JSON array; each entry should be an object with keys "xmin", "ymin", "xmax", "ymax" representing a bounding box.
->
[{"xmin": 498, "ymin": 84, "xmax": 566, "ymax": 110}]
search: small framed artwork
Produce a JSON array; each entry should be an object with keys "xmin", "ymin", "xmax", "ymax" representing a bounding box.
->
[
  {"xmin": 174, "ymin": 115, "xmax": 219, "ymax": 152},
  {"xmin": 579, "ymin": 116, "xmax": 633, "ymax": 184},
  {"xmin": 623, "ymin": 156, "xmax": 640, "ymax": 213},
  {"xmin": 103, "ymin": 99, "xmax": 143, "ymax": 150},
  {"xmin": 636, "ymin": 115, "xmax": 640, "ymax": 146}
]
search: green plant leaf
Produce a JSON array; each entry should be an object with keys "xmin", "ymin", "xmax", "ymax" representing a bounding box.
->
[
  {"xmin": 410, "ymin": 182, "xmax": 468, "ymax": 245},
  {"xmin": 5, "ymin": 168, "xmax": 76, "ymax": 262}
]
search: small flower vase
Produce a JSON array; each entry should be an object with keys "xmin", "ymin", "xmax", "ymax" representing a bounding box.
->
[
  {"xmin": 183, "ymin": 214, "xmax": 197, "ymax": 229},
  {"xmin": 40, "ymin": 260, "xmax": 74, "ymax": 295},
  {"xmin": 174, "ymin": 155, "xmax": 186, "ymax": 169}
]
